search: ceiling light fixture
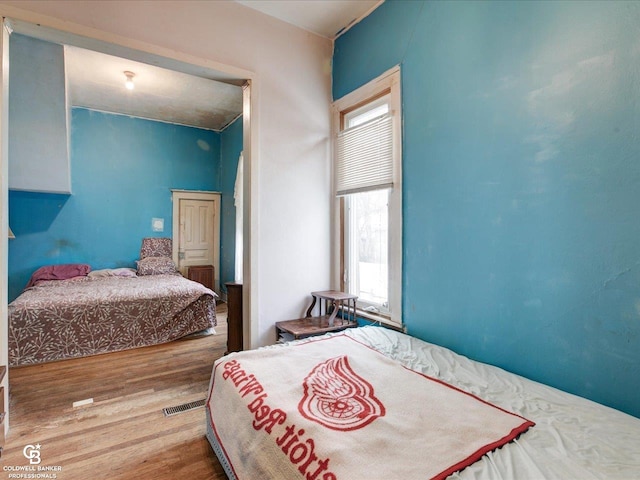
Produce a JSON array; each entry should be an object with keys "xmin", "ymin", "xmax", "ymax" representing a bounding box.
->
[{"xmin": 124, "ymin": 71, "xmax": 136, "ymax": 90}]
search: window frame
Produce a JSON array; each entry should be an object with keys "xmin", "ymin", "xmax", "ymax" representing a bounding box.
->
[{"xmin": 332, "ymin": 66, "xmax": 402, "ymax": 328}]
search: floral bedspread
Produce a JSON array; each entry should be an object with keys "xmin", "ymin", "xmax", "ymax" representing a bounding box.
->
[{"xmin": 8, "ymin": 274, "xmax": 217, "ymax": 366}]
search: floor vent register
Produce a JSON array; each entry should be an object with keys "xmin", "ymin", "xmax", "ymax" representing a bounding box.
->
[{"xmin": 163, "ymin": 398, "xmax": 206, "ymax": 417}]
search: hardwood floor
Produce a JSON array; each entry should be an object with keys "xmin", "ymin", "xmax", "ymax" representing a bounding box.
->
[{"xmin": 2, "ymin": 304, "xmax": 229, "ymax": 479}]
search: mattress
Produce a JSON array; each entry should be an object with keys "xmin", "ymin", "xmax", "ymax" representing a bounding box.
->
[{"xmin": 206, "ymin": 326, "xmax": 640, "ymax": 479}]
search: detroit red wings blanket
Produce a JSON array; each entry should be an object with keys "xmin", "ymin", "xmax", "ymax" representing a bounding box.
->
[{"xmin": 206, "ymin": 334, "xmax": 534, "ymax": 479}]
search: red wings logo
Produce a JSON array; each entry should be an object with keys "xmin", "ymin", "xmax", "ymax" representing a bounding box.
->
[{"xmin": 298, "ymin": 355, "xmax": 385, "ymax": 431}]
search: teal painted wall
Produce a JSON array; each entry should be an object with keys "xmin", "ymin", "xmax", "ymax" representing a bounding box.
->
[
  {"xmin": 334, "ymin": 0, "xmax": 640, "ymax": 417},
  {"xmin": 9, "ymin": 108, "xmax": 221, "ymax": 301},
  {"xmin": 219, "ymin": 116, "xmax": 243, "ymax": 295}
]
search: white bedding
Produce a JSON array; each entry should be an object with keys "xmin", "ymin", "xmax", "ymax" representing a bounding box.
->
[{"xmin": 206, "ymin": 326, "xmax": 640, "ymax": 479}]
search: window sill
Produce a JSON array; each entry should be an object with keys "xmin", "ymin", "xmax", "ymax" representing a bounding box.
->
[{"xmin": 352, "ymin": 308, "xmax": 405, "ymax": 333}]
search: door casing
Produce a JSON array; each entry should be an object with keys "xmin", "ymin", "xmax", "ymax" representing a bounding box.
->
[{"xmin": 171, "ymin": 190, "xmax": 221, "ymax": 293}]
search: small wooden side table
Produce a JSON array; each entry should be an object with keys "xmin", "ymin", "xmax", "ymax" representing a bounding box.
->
[
  {"xmin": 187, "ymin": 265, "xmax": 215, "ymax": 291},
  {"xmin": 275, "ymin": 290, "xmax": 358, "ymax": 341}
]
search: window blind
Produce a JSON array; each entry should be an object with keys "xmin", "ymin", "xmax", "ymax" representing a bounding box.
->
[{"xmin": 336, "ymin": 114, "xmax": 393, "ymax": 196}]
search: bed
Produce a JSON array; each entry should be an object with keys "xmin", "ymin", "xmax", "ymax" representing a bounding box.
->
[
  {"xmin": 205, "ymin": 326, "xmax": 640, "ymax": 479},
  {"xmin": 8, "ymin": 273, "xmax": 217, "ymax": 366},
  {"xmin": 9, "ymin": 237, "xmax": 217, "ymax": 366}
]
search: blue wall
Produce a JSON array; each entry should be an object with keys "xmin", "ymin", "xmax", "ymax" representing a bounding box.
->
[
  {"xmin": 219, "ymin": 116, "xmax": 243, "ymax": 295},
  {"xmin": 9, "ymin": 108, "xmax": 221, "ymax": 301},
  {"xmin": 334, "ymin": 0, "xmax": 640, "ymax": 418}
]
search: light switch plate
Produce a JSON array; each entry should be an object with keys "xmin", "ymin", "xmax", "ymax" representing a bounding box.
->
[{"xmin": 152, "ymin": 218, "xmax": 164, "ymax": 232}]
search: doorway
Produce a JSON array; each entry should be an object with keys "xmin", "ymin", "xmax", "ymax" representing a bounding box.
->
[
  {"xmin": 172, "ymin": 190, "xmax": 221, "ymax": 293},
  {"xmin": 0, "ymin": 16, "xmax": 257, "ymax": 434}
]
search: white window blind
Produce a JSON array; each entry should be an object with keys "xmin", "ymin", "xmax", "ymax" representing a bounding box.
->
[{"xmin": 336, "ymin": 114, "xmax": 394, "ymax": 196}]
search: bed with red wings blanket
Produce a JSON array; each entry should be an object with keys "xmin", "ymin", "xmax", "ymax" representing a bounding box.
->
[{"xmin": 206, "ymin": 326, "xmax": 640, "ymax": 480}]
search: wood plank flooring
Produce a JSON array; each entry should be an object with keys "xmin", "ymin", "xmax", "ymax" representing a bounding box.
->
[{"xmin": 1, "ymin": 304, "xmax": 229, "ymax": 479}]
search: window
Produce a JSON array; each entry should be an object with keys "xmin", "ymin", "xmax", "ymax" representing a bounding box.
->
[
  {"xmin": 332, "ymin": 67, "xmax": 402, "ymax": 327},
  {"xmin": 345, "ymin": 188, "xmax": 390, "ymax": 310}
]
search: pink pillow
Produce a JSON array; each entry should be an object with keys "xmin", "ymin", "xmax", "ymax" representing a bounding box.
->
[{"xmin": 26, "ymin": 264, "xmax": 92, "ymax": 289}]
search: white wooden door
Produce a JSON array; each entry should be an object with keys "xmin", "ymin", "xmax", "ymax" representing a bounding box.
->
[
  {"xmin": 172, "ymin": 191, "xmax": 220, "ymax": 292},
  {"xmin": 180, "ymin": 198, "xmax": 215, "ymax": 267}
]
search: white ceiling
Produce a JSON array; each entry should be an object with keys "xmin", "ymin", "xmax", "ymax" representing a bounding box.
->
[
  {"xmin": 65, "ymin": 46, "xmax": 243, "ymax": 131},
  {"xmin": 235, "ymin": 0, "xmax": 382, "ymax": 38},
  {"xmin": 62, "ymin": 0, "xmax": 382, "ymax": 131}
]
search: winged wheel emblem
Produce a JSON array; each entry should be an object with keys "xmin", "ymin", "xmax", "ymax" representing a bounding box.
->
[{"xmin": 298, "ymin": 355, "xmax": 385, "ymax": 431}]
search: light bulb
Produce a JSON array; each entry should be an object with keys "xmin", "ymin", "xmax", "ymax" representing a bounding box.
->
[{"xmin": 124, "ymin": 71, "xmax": 135, "ymax": 90}]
